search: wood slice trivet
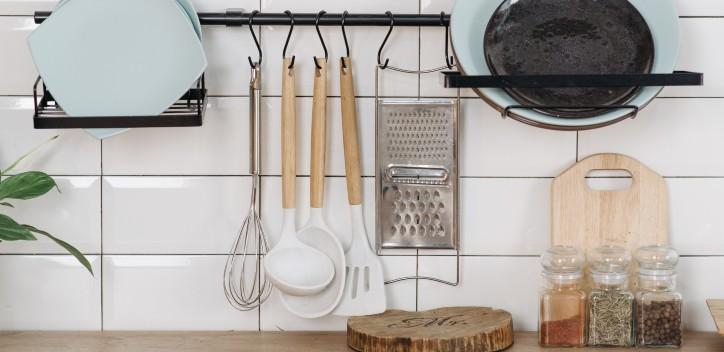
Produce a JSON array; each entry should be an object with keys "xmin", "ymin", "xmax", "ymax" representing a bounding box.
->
[
  {"xmin": 707, "ymin": 299, "xmax": 724, "ymax": 336},
  {"xmin": 347, "ymin": 307, "xmax": 513, "ymax": 352},
  {"xmin": 551, "ymin": 153, "xmax": 669, "ymax": 253}
]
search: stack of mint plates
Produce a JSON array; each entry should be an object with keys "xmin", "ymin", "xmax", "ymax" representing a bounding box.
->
[{"xmin": 28, "ymin": 0, "xmax": 207, "ymax": 139}]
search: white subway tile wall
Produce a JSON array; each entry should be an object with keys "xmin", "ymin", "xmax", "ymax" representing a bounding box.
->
[{"xmin": 0, "ymin": 0, "xmax": 721, "ymax": 332}]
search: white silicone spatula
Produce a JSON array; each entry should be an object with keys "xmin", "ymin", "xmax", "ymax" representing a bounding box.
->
[{"xmin": 334, "ymin": 57, "xmax": 387, "ymax": 316}]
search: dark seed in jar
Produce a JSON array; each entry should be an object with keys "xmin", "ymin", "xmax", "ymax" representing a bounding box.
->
[{"xmin": 636, "ymin": 300, "xmax": 682, "ymax": 347}]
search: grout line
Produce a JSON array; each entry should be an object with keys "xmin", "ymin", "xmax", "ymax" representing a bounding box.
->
[
  {"xmin": 257, "ymin": 2, "xmax": 262, "ymax": 331},
  {"xmin": 575, "ymin": 131, "xmax": 580, "ymax": 162},
  {"xmin": 36, "ymin": 174, "xmax": 724, "ymax": 179},
  {"xmin": 0, "ymin": 253, "xmax": 721, "ymax": 257},
  {"xmin": 7, "ymin": 94, "xmax": 724, "ymax": 100},
  {"xmin": 100, "ymin": 139, "xmax": 104, "ymax": 331},
  {"xmin": 31, "ymin": 174, "xmax": 724, "ymax": 180}
]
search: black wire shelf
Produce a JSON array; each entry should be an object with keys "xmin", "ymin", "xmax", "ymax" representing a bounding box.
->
[
  {"xmin": 442, "ymin": 71, "xmax": 704, "ymax": 89},
  {"xmin": 33, "ymin": 75, "xmax": 207, "ymax": 129}
]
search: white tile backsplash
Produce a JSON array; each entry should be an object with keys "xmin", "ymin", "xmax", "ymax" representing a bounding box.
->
[
  {"xmin": 579, "ymin": 99, "xmax": 724, "ymax": 176},
  {"xmin": 0, "ymin": 97, "xmax": 101, "ymax": 175},
  {"xmin": 0, "ymin": 255, "xmax": 101, "ymax": 330},
  {"xmin": 1, "ymin": 0, "xmax": 723, "ymax": 334},
  {"xmin": 103, "ymin": 255, "xmax": 258, "ymax": 330},
  {"xmin": 102, "ymin": 176, "xmax": 250, "ymax": 254},
  {"xmin": 0, "ymin": 177, "xmax": 100, "ymax": 254},
  {"xmin": 660, "ymin": 19, "xmax": 724, "ymax": 98},
  {"xmin": 102, "ymin": 98, "xmax": 249, "ymax": 175},
  {"xmin": 0, "ymin": 17, "xmax": 37, "ymax": 95},
  {"xmin": 460, "ymin": 99, "xmax": 577, "ymax": 177}
]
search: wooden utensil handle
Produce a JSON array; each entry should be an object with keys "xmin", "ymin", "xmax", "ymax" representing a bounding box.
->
[
  {"xmin": 340, "ymin": 57, "xmax": 363, "ymax": 206},
  {"xmin": 281, "ymin": 59, "xmax": 296, "ymax": 209},
  {"xmin": 310, "ymin": 58, "xmax": 327, "ymax": 208}
]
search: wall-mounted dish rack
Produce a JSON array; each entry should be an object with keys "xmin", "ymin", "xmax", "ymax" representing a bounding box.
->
[
  {"xmin": 32, "ymin": 10, "xmax": 703, "ymax": 129},
  {"xmin": 33, "ymin": 75, "xmax": 206, "ymax": 129}
]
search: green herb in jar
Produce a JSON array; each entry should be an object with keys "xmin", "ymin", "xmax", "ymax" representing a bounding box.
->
[{"xmin": 588, "ymin": 290, "xmax": 634, "ymax": 346}]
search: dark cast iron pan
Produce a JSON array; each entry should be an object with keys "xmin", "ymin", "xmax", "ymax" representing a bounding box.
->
[{"xmin": 483, "ymin": 0, "xmax": 655, "ymax": 119}]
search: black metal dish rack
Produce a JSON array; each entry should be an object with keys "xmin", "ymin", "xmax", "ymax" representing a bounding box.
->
[{"xmin": 31, "ymin": 10, "xmax": 703, "ymax": 129}]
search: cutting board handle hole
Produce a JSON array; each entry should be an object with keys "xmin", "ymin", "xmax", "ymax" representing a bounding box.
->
[{"xmin": 585, "ymin": 169, "xmax": 633, "ymax": 191}]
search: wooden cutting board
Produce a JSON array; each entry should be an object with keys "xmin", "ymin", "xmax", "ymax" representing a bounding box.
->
[
  {"xmin": 707, "ymin": 300, "xmax": 724, "ymax": 336},
  {"xmin": 551, "ymin": 153, "xmax": 669, "ymax": 253},
  {"xmin": 347, "ymin": 307, "xmax": 513, "ymax": 352}
]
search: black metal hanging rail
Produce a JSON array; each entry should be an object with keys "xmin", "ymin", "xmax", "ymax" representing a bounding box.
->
[
  {"xmin": 443, "ymin": 71, "xmax": 704, "ymax": 89},
  {"xmin": 34, "ymin": 10, "xmax": 450, "ymax": 26}
]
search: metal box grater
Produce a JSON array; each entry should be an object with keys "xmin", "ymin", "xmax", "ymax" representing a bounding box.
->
[{"xmin": 376, "ymin": 99, "xmax": 459, "ymax": 250}]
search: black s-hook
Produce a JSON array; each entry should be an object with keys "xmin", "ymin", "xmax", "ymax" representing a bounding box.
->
[
  {"xmin": 341, "ymin": 11, "xmax": 350, "ymax": 68},
  {"xmin": 247, "ymin": 10, "xmax": 262, "ymax": 68},
  {"xmin": 377, "ymin": 11, "xmax": 394, "ymax": 69},
  {"xmin": 313, "ymin": 10, "xmax": 328, "ymax": 70},
  {"xmin": 441, "ymin": 12, "xmax": 454, "ymax": 69},
  {"xmin": 283, "ymin": 10, "xmax": 295, "ymax": 69}
]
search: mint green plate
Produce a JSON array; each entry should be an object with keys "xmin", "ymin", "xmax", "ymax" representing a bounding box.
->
[{"xmin": 451, "ymin": 0, "xmax": 680, "ymax": 130}]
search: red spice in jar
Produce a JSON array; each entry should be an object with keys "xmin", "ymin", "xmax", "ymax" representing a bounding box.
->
[{"xmin": 539, "ymin": 315, "xmax": 585, "ymax": 347}]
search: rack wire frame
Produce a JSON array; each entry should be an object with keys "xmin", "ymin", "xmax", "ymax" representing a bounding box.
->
[{"xmin": 33, "ymin": 75, "xmax": 207, "ymax": 129}]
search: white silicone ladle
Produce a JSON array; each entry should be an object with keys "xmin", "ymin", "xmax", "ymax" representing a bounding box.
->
[
  {"xmin": 280, "ymin": 58, "xmax": 346, "ymax": 318},
  {"xmin": 264, "ymin": 59, "xmax": 334, "ymax": 296}
]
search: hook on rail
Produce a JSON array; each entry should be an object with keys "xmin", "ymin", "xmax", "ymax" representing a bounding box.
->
[
  {"xmin": 341, "ymin": 11, "xmax": 351, "ymax": 68},
  {"xmin": 377, "ymin": 11, "xmax": 394, "ymax": 69},
  {"xmin": 441, "ymin": 11, "xmax": 454, "ymax": 69},
  {"xmin": 247, "ymin": 10, "xmax": 262, "ymax": 68},
  {"xmin": 282, "ymin": 10, "xmax": 296, "ymax": 69},
  {"xmin": 313, "ymin": 10, "xmax": 328, "ymax": 70}
]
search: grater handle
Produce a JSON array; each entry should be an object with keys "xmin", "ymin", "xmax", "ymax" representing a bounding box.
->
[
  {"xmin": 281, "ymin": 58, "xmax": 296, "ymax": 209},
  {"xmin": 340, "ymin": 57, "xmax": 363, "ymax": 206},
  {"xmin": 310, "ymin": 58, "xmax": 328, "ymax": 209}
]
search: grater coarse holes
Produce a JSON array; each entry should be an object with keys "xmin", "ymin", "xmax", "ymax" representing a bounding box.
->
[{"xmin": 376, "ymin": 99, "xmax": 458, "ymax": 250}]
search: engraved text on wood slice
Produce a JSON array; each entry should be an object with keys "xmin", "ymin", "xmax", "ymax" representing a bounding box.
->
[{"xmin": 347, "ymin": 307, "xmax": 513, "ymax": 352}]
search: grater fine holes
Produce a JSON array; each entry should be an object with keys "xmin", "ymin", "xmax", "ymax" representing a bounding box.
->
[
  {"xmin": 405, "ymin": 214, "xmax": 412, "ymax": 225},
  {"xmin": 409, "ymin": 226, "xmax": 416, "ymax": 236}
]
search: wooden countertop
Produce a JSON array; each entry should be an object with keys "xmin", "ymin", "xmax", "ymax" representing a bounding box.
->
[{"xmin": 0, "ymin": 331, "xmax": 721, "ymax": 351}]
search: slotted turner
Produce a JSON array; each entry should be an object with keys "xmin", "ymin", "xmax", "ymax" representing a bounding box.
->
[{"xmin": 334, "ymin": 57, "xmax": 386, "ymax": 316}]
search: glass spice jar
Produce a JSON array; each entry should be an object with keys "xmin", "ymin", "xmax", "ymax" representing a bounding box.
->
[
  {"xmin": 587, "ymin": 245, "xmax": 634, "ymax": 347},
  {"xmin": 539, "ymin": 246, "xmax": 587, "ymax": 347},
  {"xmin": 635, "ymin": 245, "xmax": 683, "ymax": 348}
]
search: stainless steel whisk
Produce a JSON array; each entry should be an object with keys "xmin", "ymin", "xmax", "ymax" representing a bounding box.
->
[{"xmin": 223, "ymin": 62, "xmax": 272, "ymax": 310}]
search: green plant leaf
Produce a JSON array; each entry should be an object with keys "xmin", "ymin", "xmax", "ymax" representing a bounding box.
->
[
  {"xmin": 0, "ymin": 202, "xmax": 14, "ymax": 208},
  {"xmin": 1, "ymin": 135, "xmax": 59, "ymax": 176},
  {"xmin": 0, "ymin": 214, "xmax": 36, "ymax": 241},
  {"xmin": 0, "ymin": 172, "xmax": 58, "ymax": 201},
  {"xmin": 24, "ymin": 225, "xmax": 93, "ymax": 276}
]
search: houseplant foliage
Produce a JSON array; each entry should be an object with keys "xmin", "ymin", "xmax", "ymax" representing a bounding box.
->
[{"xmin": 0, "ymin": 136, "xmax": 92, "ymax": 274}]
